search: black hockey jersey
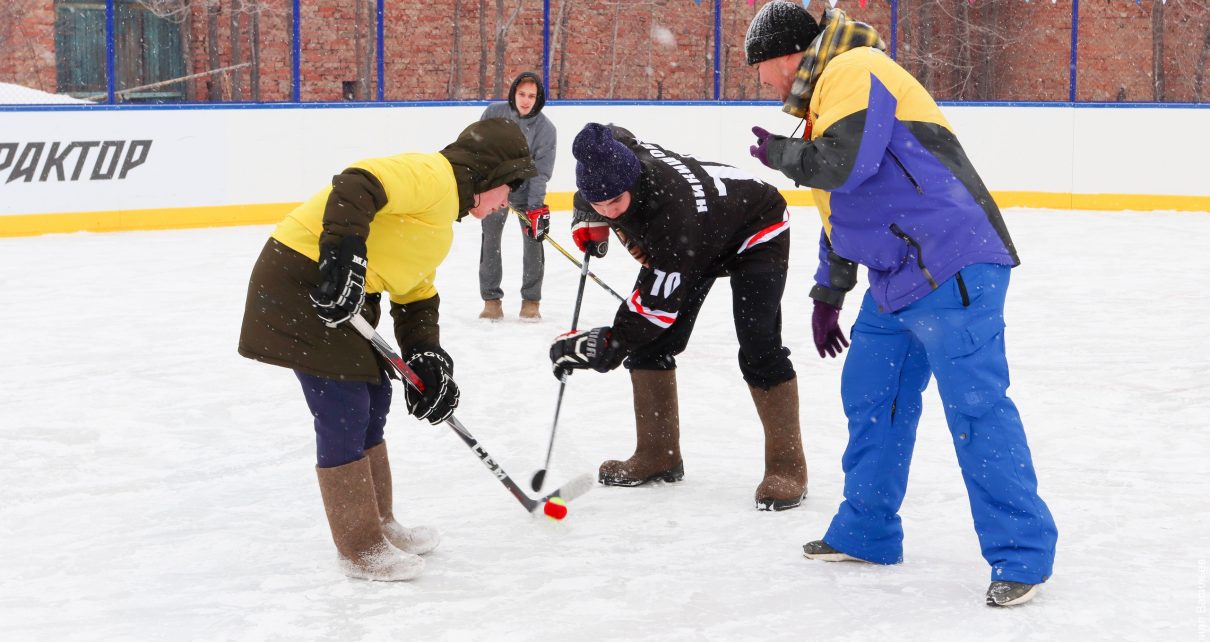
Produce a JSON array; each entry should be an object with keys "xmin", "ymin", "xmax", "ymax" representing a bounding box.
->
[{"xmin": 573, "ymin": 127, "xmax": 789, "ymax": 353}]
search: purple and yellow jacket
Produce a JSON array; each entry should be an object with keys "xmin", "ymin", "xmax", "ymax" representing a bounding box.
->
[{"xmin": 765, "ymin": 47, "xmax": 1018, "ymax": 313}]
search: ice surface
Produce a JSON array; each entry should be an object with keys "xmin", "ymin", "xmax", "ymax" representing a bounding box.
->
[{"xmin": 1, "ymin": 207, "xmax": 1207, "ymax": 640}]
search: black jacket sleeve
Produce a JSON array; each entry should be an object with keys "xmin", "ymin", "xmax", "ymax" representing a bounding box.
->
[
  {"xmin": 390, "ymin": 294, "xmax": 441, "ymax": 356},
  {"xmin": 319, "ymin": 168, "xmax": 388, "ymax": 245}
]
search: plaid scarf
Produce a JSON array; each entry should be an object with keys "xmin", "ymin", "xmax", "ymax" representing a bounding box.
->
[{"xmin": 783, "ymin": 8, "xmax": 887, "ymax": 120}]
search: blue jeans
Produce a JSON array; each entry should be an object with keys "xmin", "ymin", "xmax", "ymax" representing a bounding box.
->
[
  {"xmin": 295, "ymin": 371, "xmax": 392, "ymax": 468},
  {"xmin": 823, "ymin": 263, "xmax": 1058, "ymax": 584}
]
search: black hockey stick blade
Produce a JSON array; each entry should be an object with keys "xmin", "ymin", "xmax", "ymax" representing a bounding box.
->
[{"xmin": 530, "ymin": 469, "xmax": 547, "ymax": 493}]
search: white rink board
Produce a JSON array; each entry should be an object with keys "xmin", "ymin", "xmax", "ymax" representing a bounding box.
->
[{"xmin": 0, "ymin": 103, "xmax": 1207, "ymax": 218}]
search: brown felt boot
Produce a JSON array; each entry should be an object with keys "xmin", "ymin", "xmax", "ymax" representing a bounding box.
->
[
  {"xmin": 599, "ymin": 369, "xmax": 685, "ymax": 486},
  {"xmin": 316, "ymin": 457, "xmax": 424, "ymax": 581},
  {"xmin": 519, "ymin": 299, "xmax": 542, "ymax": 322},
  {"xmin": 479, "ymin": 299, "xmax": 503, "ymax": 321},
  {"xmin": 749, "ymin": 377, "xmax": 808, "ymax": 511},
  {"xmin": 364, "ymin": 441, "xmax": 440, "ymax": 556}
]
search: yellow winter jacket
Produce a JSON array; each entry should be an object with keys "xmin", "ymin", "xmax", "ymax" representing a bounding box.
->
[{"xmin": 271, "ymin": 152, "xmax": 460, "ymax": 306}]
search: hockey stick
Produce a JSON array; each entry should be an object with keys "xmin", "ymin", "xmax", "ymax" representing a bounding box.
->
[
  {"xmin": 513, "ymin": 208, "xmax": 626, "ymax": 303},
  {"xmin": 347, "ymin": 315, "xmax": 593, "ymax": 514},
  {"xmin": 530, "ymin": 248, "xmax": 592, "ymax": 492}
]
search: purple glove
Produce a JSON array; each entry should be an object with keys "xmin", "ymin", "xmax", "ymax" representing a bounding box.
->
[
  {"xmin": 750, "ymin": 126, "xmax": 776, "ymax": 169},
  {"xmin": 812, "ymin": 300, "xmax": 849, "ymax": 359}
]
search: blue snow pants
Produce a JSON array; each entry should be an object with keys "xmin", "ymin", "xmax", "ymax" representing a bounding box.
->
[
  {"xmin": 822, "ymin": 263, "xmax": 1058, "ymax": 584},
  {"xmin": 295, "ymin": 370, "xmax": 392, "ymax": 468}
]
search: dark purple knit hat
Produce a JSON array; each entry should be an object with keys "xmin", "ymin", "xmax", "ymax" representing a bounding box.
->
[{"xmin": 573, "ymin": 123, "xmax": 641, "ymax": 203}]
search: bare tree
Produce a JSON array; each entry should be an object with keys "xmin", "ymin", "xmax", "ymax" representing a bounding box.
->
[
  {"xmin": 918, "ymin": 0, "xmax": 936, "ymax": 90},
  {"xmin": 449, "ymin": 0, "xmax": 463, "ymax": 99},
  {"xmin": 897, "ymin": 0, "xmax": 1017, "ymax": 100},
  {"xmin": 978, "ymin": 1, "xmax": 999, "ymax": 99},
  {"xmin": 353, "ymin": 0, "xmax": 374, "ymax": 100},
  {"xmin": 1152, "ymin": 0, "xmax": 1166, "ymax": 101},
  {"xmin": 703, "ymin": 7, "xmax": 712, "ymax": 99},
  {"xmin": 479, "ymin": 0, "xmax": 488, "ymax": 99},
  {"xmin": 229, "ymin": 0, "xmax": 242, "ymax": 100},
  {"xmin": 135, "ymin": 0, "xmax": 194, "ymax": 22},
  {"xmin": 182, "ymin": 3, "xmax": 196, "ymax": 99},
  {"xmin": 1198, "ymin": 11, "xmax": 1210, "ymax": 100},
  {"xmin": 492, "ymin": 0, "xmax": 524, "ymax": 99},
  {"xmin": 554, "ymin": 0, "xmax": 573, "ymax": 98},
  {"xmin": 250, "ymin": 3, "xmax": 260, "ymax": 100},
  {"xmin": 206, "ymin": 2, "xmax": 221, "ymax": 100},
  {"xmin": 954, "ymin": 0, "xmax": 971, "ymax": 98},
  {"xmin": 607, "ymin": 1, "xmax": 622, "ymax": 98}
]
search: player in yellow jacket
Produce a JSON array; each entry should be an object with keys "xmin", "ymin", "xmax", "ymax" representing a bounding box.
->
[{"xmin": 239, "ymin": 118, "xmax": 536, "ymax": 582}]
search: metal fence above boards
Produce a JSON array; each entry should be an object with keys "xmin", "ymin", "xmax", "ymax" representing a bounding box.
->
[{"xmin": 1, "ymin": 1, "xmax": 1207, "ymax": 106}]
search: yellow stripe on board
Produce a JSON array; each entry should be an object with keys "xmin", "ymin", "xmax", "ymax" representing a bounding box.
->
[
  {"xmin": 0, "ymin": 203, "xmax": 298, "ymax": 238},
  {"xmin": 992, "ymin": 191, "xmax": 1210, "ymax": 212},
  {"xmin": 2, "ymin": 191, "xmax": 1208, "ymax": 238}
]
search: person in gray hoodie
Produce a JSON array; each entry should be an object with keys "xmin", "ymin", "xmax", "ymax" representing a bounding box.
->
[{"xmin": 478, "ymin": 71, "xmax": 557, "ymax": 321}]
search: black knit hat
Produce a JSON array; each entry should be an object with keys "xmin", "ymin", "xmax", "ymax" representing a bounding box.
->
[
  {"xmin": 745, "ymin": 1, "xmax": 821, "ymax": 65},
  {"xmin": 573, "ymin": 123, "xmax": 641, "ymax": 203}
]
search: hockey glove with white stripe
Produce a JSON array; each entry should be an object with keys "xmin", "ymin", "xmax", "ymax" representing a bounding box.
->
[
  {"xmin": 403, "ymin": 346, "xmax": 460, "ymax": 424},
  {"xmin": 310, "ymin": 235, "xmax": 368, "ymax": 327},
  {"xmin": 571, "ymin": 219, "xmax": 610, "ymax": 257},
  {"xmin": 523, "ymin": 205, "xmax": 551, "ymax": 240},
  {"xmin": 549, "ymin": 326, "xmax": 621, "ymax": 379}
]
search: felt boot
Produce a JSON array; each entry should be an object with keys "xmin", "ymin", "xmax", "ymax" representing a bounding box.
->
[
  {"xmin": 316, "ymin": 457, "xmax": 424, "ymax": 581},
  {"xmin": 599, "ymin": 370, "xmax": 684, "ymax": 486},
  {"xmin": 365, "ymin": 441, "xmax": 440, "ymax": 556},
  {"xmin": 749, "ymin": 377, "xmax": 807, "ymax": 511}
]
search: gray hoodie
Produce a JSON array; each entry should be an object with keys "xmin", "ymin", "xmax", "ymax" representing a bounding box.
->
[{"xmin": 479, "ymin": 72, "xmax": 557, "ymax": 211}]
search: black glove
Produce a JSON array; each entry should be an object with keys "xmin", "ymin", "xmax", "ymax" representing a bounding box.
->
[
  {"xmin": 403, "ymin": 346, "xmax": 460, "ymax": 424},
  {"xmin": 310, "ymin": 235, "xmax": 368, "ymax": 327},
  {"xmin": 522, "ymin": 205, "xmax": 551, "ymax": 241},
  {"xmin": 549, "ymin": 326, "xmax": 620, "ymax": 379}
]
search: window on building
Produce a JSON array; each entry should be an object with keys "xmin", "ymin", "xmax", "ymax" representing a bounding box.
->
[{"xmin": 55, "ymin": 0, "xmax": 186, "ymax": 103}]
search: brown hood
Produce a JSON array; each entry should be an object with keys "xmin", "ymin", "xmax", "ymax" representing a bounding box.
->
[{"xmin": 439, "ymin": 118, "xmax": 538, "ymax": 218}]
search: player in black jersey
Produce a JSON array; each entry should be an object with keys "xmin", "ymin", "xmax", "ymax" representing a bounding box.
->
[{"xmin": 550, "ymin": 123, "xmax": 807, "ymax": 510}]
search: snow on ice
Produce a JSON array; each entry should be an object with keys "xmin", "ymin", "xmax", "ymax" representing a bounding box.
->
[{"xmin": 0, "ymin": 207, "xmax": 1207, "ymax": 640}]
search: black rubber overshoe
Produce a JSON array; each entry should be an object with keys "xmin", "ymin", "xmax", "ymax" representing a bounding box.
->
[
  {"xmin": 985, "ymin": 581, "xmax": 1038, "ymax": 607},
  {"xmin": 801, "ymin": 539, "xmax": 871, "ymax": 563},
  {"xmin": 598, "ymin": 461, "xmax": 685, "ymax": 487},
  {"xmin": 755, "ymin": 488, "xmax": 808, "ymax": 511}
]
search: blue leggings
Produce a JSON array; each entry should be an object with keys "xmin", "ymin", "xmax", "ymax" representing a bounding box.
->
[
  {"xmin": 823, "ymin": 264, "xmax": 1058, "ymax": 584},
  {"xmin": 295, "ymin": 371, "xmax": 392, "ymax": 468}
]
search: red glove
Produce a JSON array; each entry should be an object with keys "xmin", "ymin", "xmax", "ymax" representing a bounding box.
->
[
  {"xmin": 524, "ymin": 205, "xmax": 550, "ymax": 240},
  {"xmin": 812, "ymin": 299, "xmax": 849, "ymax": 358},
  {"xmin": 571, "ymin": 219, "xmax": 610, "ymax": 257}
]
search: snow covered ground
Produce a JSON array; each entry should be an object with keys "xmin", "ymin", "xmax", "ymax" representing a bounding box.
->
[
  {"xmin": 0, "ymin": 82, "xmax": 94, "ymax": 105},
  {"xmin": 1, "ymin": 207, "xmax": 1207, "ymax": 641}
]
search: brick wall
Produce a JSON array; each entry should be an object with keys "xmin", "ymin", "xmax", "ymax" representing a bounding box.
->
[
  {"xmin": 1, "ymin": 0, "xmax": 1206, "ymax": 105},
  {"xmin": 0, "ymin": 0, "xmax": 56, "ymax": 95}
]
